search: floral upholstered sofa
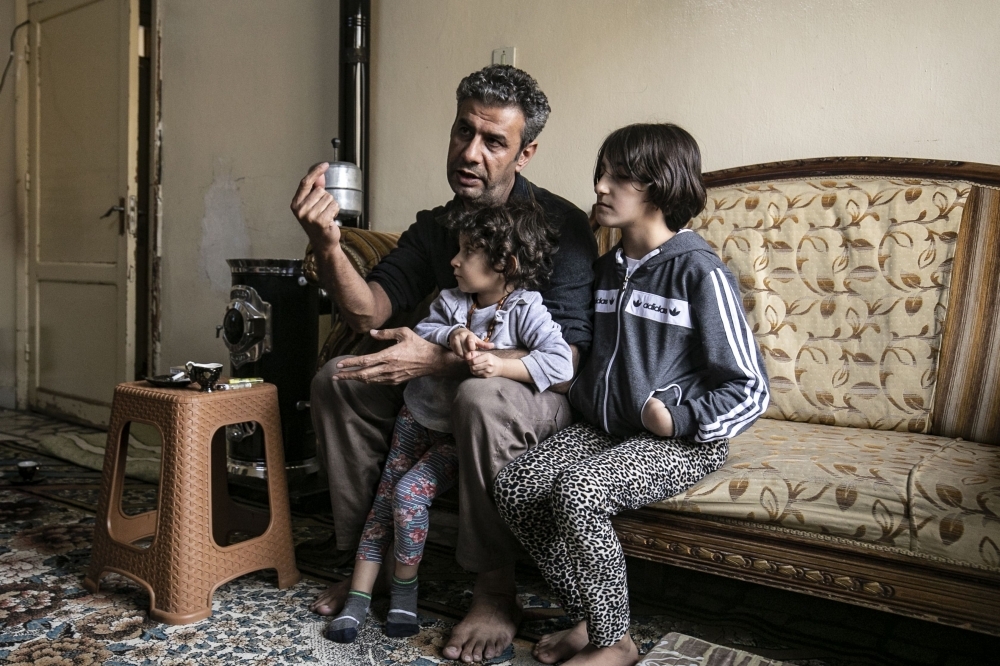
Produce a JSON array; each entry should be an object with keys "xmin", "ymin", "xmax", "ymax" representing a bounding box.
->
[{"xmin": 305, "ymin": 157, "xmax": 1000, "ymax": 636}]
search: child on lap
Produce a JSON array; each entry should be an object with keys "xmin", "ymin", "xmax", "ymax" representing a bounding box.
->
[
  {"xmin": 326, "ymin": 201, "xmax": 574, "ymax": 643},
  {"xmin": 494, "ymin": 124, "xmax": 769, "ymax": 666}
]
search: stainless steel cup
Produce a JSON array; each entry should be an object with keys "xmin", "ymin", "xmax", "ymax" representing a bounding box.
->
[{"xmin": 324, "ymin": 161, "xmax": 363, "ymax": 220}]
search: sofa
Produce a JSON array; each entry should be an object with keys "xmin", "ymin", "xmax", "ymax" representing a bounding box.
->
[{"xmin": 304, "ymin": 157, "xmax": 1000, "ymax": 636}]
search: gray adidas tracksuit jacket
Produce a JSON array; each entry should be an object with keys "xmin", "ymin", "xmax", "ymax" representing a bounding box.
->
[{"xmin": 568, "ymin": 230, "xmax": 769, "ymax": 442}]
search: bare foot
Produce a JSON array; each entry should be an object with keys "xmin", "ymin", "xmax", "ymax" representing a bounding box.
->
[
  {"xmin": 562, "ymin": 633, "xmax": 639, "ymax": 666},
  {"xmin": 309, "ymin": 578, "xmax": 350, "ymax": 616},
  {"xmin": 442, "ymin": 566, "xmax": 522, "ymax": 663},
  {"xmin": 309, "ymin": 562, "xmax": 393, "ymax": 616},
  {"xmin": 533, "ymin": 620, "xmax": 589, "ymax": 664}
]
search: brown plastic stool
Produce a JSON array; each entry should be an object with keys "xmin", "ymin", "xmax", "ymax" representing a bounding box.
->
[{"xmin": 84, "ymin": 381, "xmax": 301, "ymax": 624}]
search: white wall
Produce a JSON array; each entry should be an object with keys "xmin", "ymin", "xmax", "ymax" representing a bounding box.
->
[
  {"xmin": 157, "ymin": 0, "xmax": 340, "ymax": 370},
  {"xmin": 4, "ymin": 0, "xmax": 998, "ymax": 403},
  {"xmin": 0, "ymin": 0, "xmax": 21, "ymax": 408},
  {"xmin": 368, "ymin": 0, "xmax": 1000, "ymax": 232}
]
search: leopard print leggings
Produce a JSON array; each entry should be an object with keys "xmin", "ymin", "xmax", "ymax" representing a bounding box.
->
[{"xmin": 494, "ymin": 422, "xmax": 728, "ymax": 648}]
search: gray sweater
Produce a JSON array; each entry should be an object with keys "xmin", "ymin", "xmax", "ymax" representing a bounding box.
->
[
  {"xmin": 568, "ymin": 230, "xmax": 770, "ymax": 442},
  {"xmin": 404, "ymin": 287, "xmax": 574, "ymax": 433}
]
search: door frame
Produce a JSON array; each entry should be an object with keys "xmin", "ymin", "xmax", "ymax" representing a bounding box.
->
[
  {"xmin": 146, "ymin": 0, "xmax": 162, "ymax": 379},
  {"xmin": 13, "ymin": 0, "xmax": 161, "ymax": 413},
  {"xmin": 14, "ymin": 0, "xmax": 28, "ymax": 410}
]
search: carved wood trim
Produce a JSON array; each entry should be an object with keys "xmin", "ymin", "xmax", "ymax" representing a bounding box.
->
[
  {"xmin": 703, "ymin": 156, "xmax": 1000, "ymax": 188},
  {"xmin": 618, "ymin": 531, "xmax": 896, "ymax": 599},
  {"xmin": 612, "ymin": 510, "xmax": 1000, "ymax": 637},
  {"xmin": 617, "ymin": 530, "xmax": 896, "ymax": 599},
  {"xmin": 622, "ymin": 506, "xmax": 1000, "ymax": 575}
]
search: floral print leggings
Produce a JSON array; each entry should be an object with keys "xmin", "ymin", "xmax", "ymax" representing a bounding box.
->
[{"xmin": 356, "ymin": 406, "xmax": 459, "ymax": 566}]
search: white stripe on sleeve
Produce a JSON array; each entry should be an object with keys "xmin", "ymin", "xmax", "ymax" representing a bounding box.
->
[{"xmin": 696, "ymin": 269, "xmax": 768, "ymax": 441}]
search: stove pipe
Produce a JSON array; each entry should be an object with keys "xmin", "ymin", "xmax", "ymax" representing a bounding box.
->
[{"xmin": 340, "ymin": 0, "xmax": 370, "ymax": 229}]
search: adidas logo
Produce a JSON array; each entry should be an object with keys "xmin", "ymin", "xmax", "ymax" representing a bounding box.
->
[{"xmin": 633, "ymin": 298, "xmax": 674, "ymax": 315}]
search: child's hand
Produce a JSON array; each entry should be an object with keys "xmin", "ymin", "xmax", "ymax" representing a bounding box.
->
[
  {"xmin": 449, "ymin": 328, "xmax": 480, "ymax": 358},
  {"xmin": 468, "ymin": 352, "xmax": 504, "ymax": 378},
  {"xmin": 641, "ymin": 398, "xmax": 675, "ymax": 437},
  {"xmin": 449, "ymin": 328, "xmax": 495, "ymax": 361}
]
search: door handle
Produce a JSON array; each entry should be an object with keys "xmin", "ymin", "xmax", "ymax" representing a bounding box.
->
[{"xmin": 100, "ymin": 197, "xmax": 127, "ymax": 235}]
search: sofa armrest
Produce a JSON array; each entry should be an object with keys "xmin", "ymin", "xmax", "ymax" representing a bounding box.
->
[{"xmin": 303, "ymin": 227, "xmax": 402, "ymax": 284}]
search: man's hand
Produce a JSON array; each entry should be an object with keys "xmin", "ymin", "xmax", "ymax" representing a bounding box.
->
[
  {"xmin": 291, "ymin": 162, "xmax": 341, "ymax": 249},
  {"xmin": 334, "ymin": 328, "xmax": 456, "ymax": 384},
  {"xmin": 449, "ymin": 327, "xmax": 495, "ymax": 360},
  {"xmin": 291, "ymin": 162, "xmax": 393, "ymax": 333},
  {"xmin": 641, "ymin": 398, "xmax": 675, "ymax": 437},
  {"xmin": 549, "ymin": 344, "xmax": 580, "ymax": 394}
]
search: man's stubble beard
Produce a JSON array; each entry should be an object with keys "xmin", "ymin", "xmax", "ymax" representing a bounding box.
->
[{"xmin": 453, "ymin": 170, "xmax": 518, "ymax": 210}]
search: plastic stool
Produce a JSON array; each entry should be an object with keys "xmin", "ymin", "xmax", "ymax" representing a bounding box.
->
[{"xmin": 84, "ymin": 381, "xmax": 301, "ymax": 624}]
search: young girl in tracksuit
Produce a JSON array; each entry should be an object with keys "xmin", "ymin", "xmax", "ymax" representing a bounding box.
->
[
  {"xmin": 495, "ymin": 124, "xmax": 769, "ymax": 666},
  {"xmin": 326, "ymin": 201, "xmax": 573, "ymax": 644}
]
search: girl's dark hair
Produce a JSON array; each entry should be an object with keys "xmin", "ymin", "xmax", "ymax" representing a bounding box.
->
[
  {"xmin": 594, "ymin": 123, "xmax": 707, "ymax": 232},
  {"xmin": 447, "ymin": 200, "xmax": 559, "ymax": 291}
]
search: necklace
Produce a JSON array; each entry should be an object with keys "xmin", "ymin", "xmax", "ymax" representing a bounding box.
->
[{"xmin": 468, "ymin": 292, "xmax": 511, "ymax": 343}]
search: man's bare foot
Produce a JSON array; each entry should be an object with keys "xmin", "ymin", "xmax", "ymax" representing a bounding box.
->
[
  {"xmin": 532, "ymin": 620, "xmax": 589, "ymax": 664},
  {"xmin": 310, "ymin": 578, "xmax": 350, "ymax": 616},
  {"xmin": 443, "ymin": 593, "xmax": 522, "ymax": 663},
  {"xmin": 563, "ymin": 633, "xmax": 638, "ymax": 666},
  {"xmin": 442, "ymin": 566, "xmax": 522, "ymax": 663},
  {"xmin": 309, "ymin": 562, "xmax": 393, "ymax": 616}
]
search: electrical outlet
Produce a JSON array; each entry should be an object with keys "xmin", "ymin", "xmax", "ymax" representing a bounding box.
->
[{"xmin": 492, "ymin": 47, "xmax": 516, "ymax": 66}]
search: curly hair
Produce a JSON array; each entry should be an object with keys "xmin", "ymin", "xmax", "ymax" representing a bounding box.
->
[
  {"xmin": 595, "ymin": 123, "xmax": 707, "ymax": 232},
  {"xmin": 456, "ymin": 65, "xmax": 551, "ymax": 148},
  {"xmin": 447, "ymin": 200, "xmax": 559, "ymax": 292}
]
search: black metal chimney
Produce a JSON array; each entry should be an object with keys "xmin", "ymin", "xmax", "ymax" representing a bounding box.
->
[{"xmin": 339, "ymin": 0, "xmax": 370, "ymax": 229}]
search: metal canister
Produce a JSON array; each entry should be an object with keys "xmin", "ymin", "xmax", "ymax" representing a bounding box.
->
[{"xmin": 325, "ymin": 138, "xmax": 363, "ymax": 221}]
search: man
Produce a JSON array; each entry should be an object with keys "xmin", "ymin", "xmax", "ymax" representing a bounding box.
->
[{"xmin": 290, "ymin": 65, "xmax": 597, "ymax": 663}]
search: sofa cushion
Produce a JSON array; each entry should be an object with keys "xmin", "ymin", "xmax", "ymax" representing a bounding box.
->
[
  {"xmin": 909, "ymin": 439, "xmax": 1000, "ymax": 569},
  {"xmin": 691, "ymin": 178, "xmax": 969, "ymax": 433},
  {"xmin": 654, "ymin": 418, "xmax": 974, "ymax": 557}
]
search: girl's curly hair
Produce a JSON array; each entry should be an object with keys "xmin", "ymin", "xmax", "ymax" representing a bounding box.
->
[{"xmin": 447, "ymin": 200, "xmax": 559, "ymax": 291}]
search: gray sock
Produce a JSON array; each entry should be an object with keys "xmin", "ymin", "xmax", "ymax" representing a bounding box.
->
[
  {"xmin": 325, "ymin": 590, "xmax": 370, "ymax": 643},
  {"xmin": 385, "ymin": 575, "xmax": 420, "ymax": 637}
]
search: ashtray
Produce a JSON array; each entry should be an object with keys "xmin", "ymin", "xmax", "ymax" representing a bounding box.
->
[{"xmin": 146, "ymin": 373, "xmax": 192, "ymax": 388}]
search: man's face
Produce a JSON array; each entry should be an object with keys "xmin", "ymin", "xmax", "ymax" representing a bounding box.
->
[{"xmin": 446, "ymin": 99, "xmax": 536, "ymax": 207}]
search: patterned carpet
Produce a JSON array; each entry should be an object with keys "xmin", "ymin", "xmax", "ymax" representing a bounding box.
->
[{"xmin": 1, "ymin": 408, "xmax": 998, "ymax": 665}]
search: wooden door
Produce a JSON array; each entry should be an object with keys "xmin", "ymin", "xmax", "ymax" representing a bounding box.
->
[{"xmin": 27, "ymin": 0, "xmax": 139, "ymax": 426}]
